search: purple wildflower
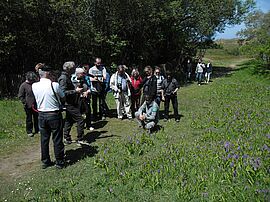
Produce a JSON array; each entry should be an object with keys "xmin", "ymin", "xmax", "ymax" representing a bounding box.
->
[
  {"xmin": 233, "ymin": 169, "xmax": 237, "ymax": 177},
  {"xmin": 224, "ymin": 141, "xmax": 231, "ymax": 152},
  {"xmin": 230, "ymin": 162, "xmax": 234, "ymax": 168},
  {"xmin": 262, "ymin": 144, "xmax": 270, "ymax": 152},
  {"xmin": 266, "ymin": 134, "xmax": 270, "ymax": 139},
  {"xmin": 233, "ymin": 154, "xmax": 239, "ymax": 160}
]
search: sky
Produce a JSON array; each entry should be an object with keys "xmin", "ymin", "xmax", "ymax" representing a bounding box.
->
[{"xmin": 215, "ymin": 0, "xmax": 270, "ymax": 39}]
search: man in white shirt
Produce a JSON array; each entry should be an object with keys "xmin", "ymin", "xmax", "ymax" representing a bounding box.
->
[
  {"xmin": 89, "ymin": 57, "xmax": 107, "ymax": 120},
  {"xmin": 32, "ymin": 65, "xmax": 65, "ymax": 169}
]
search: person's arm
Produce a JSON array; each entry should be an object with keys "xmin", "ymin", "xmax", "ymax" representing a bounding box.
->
[
  {"xmin": 110, "ymin": 74, "xmax": 118, "ymax": 92},
  {"xmin": 102, "ymin": 67, "xmax": 107, "ymax": 81},
  {"xmin": 18, "ymin": 83, "xmax": 26, "ymax": 106},
  {"xmin": 173, "ymin": 79, "xmax": 180, "ymax": 94},
  {"xmin": 161, "ymin": 80, "xmax": 165, "ymax": 100}
]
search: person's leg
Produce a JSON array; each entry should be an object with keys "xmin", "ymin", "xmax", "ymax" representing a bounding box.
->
[
  {"xmin": 92, "ymin": 94, "xmax": 98, "ymax": 120},
  {"xmin": 198, "ymin": 73, "xmax": 202, "ymax": 85},
  {"xmin": 164, "ymin": 95, "xmax": 170, "ymax": 120},
  {"xmin": 85, "ymin": 99, "xmax": 92, "ymax": 129},
  {"xmin": 24, "ymin": 107, "xmax": 33, "ymax": 134},
  {"xmin": 32, "ymin": 109, "xmax": 39, "ymax": 133},
  {"xmin": 135, "ymin": 95, "xmax": 141, "ymax": 111},
  {"xmin": 145, "ymin": 121, "xmax": 155, "ymax": 129},
  {"xmin": 39, "ymin": 113, "xmax": 52, "ymax": 166},
  {"xmin": 207, "ymin": 72, "xmax": 211, "ymax": 83},
  {"xmin": 172, "ymin": 95, "xmax": 179, "ymax": 120},
  {"xmin": 98, "ymin": 93, "xmax": 107, "ymax": 119},
  {"xmin": 115, "ymin": 96, "xmax": 123, "ymax": 119},
  {"xmin": 63, "ymin": 105, "xmax": 74, "ymax": 142},
  {"xmin": 68, "ymin": 105, "xmax": 84, "ymax": 141},
  {"xmin": 123, "ymin": 93, "xmax": 132, "ymax": 119},
  {"xmin": 50, "ymin": 113, "xmax": 65, "ymax": 168}
]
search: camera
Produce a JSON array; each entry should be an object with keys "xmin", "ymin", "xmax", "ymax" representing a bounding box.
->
[{"xmin": 117, "ymin": 83, "xmax": 122, "ymax": 91}]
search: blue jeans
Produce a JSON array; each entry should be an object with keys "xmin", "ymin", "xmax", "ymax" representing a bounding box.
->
[
  {"xmin": 196, "ymin": 72, "xmax": 203, "ymax": 84},
  {"xmin": 38, "ymin": 111, "xmax": 64, "ymax": 166}
]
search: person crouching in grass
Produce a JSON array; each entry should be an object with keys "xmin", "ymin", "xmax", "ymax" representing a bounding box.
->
[
  {"xmin": 18, "ymin": 71, "xmax": 39, "ymax": 137},
  {"xmin": 135, "ymin": 95, "xmax": 159, "ymax": 133}
]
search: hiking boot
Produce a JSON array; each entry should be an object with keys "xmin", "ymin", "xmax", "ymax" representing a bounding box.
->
[
  {"xmin": 42, "ymin": 161, "xmax": 54, "ymax": 169},
  {"xmin": 55, "ymin": 163, "xmax": 65, "ymax": 169}
]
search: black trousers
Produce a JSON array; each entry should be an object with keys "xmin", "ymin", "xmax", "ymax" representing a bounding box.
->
[
  {"xmin": 92, "ymin": 93, "xmax": 107, "ymax": 119},
  {"xmin": 38, "ymin": 111, "xmax": 64, "ymax": 166},
  {"xmin": 64, "ymin": 105, "xmax": 84, "ymax": 141},
  {"xmin": 164, "ymin": 94, "xmax": 179, "ymax": 119},
  {"xmin": 79, "ymin": 98, "xmax": 92, "ymax": 128},
  {"xmin": 24, "ymin": 107, "xmax": 39, "ymax": 134}
]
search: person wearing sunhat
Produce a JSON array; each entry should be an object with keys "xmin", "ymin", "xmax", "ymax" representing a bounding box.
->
[{"xmin": 32, "ymin": 65, "xmax": 65, "ymax": 169}]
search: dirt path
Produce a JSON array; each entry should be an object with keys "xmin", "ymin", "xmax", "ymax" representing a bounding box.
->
[{"xmin": 0, "ymin": 144, "xmax": 40, "ymax": 180}]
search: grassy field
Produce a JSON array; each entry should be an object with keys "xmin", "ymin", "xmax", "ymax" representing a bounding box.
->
[{"xmin": 0, "ymin": 43, "xmax": 269, "ymax": 201}]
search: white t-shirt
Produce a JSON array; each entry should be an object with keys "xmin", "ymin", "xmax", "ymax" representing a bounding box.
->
[{"xmin": 32, "ymin": 78, "xmax": 65, "ymax": 112}]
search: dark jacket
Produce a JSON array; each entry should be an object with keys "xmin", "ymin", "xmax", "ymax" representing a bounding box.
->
[
  {"xmin": 161, "ymin": 78, "xmax": 180, "ymax": 96},
  {"xmin": 58, "ymin": 71, "xmax": 79, "ymax": 105},
  {"xmin": 142, "ymin": 75, "xmax": 157, "ymax": 98},
  {"xmin": 18, "ymin": 81, "xmax": 36, "ymax": 108}
]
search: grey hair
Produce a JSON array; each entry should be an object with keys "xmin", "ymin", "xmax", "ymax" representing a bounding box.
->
[
  {"xmin": 63, "ymin": 61, "xmax": 75, "ymax": 71},
  {"xmin": 38, "ymin": 69, "xmax": 46, "ymax": 78}
]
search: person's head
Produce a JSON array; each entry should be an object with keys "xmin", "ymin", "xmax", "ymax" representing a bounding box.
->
[
  {"xmin": 144, "ymin": 66, "xmax": 153, "ymax": 76},
  {"xmin": 82, "ymin": 64, "xmax": 90, "ymax": 73},
  {"xmin": 25, "ymin": 71, "xmax": 38, "ymax": 83},
  {"xmin": 95, "ymin": 58, "xmax": 102, "ymax": 67},
  {"xmin": 63, "ymin": 61, "xmax": 75, "ymax": 74},
  {"xmin": 145, "ymin": 95, "xmax": 153, "ymax": 105},
  {"xmin": 166, "ymin": 71, "xmax": 172, "ymax": 81},
  {"xmin": 131, "ymin": 68, "xmax": 139, "ymax": 78},
  {"xmin": 38, "ymin": 65, "xmax": 53, "ymax": 79},
  {"xmin": 154, "ymin": 66, "xmax": 161, "ymax": 76},
  {"xmin": 34, "ymin": 63, "xmax": 45, "ymax": 73},
  {"xmin": 75, "ymin": 68, "xmax": 85, "ymax": 79},
  {"xmin": 117, "ymin": 65, "xmax": 125, "ymax": 75}
]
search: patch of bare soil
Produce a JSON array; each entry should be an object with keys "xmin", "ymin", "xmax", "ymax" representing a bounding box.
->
[{"xmin": 0, "ymin": 144, "xmax": 40, "ymax": 180}]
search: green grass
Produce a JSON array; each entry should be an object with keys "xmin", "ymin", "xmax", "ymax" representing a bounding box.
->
[{"xmin": 0, "ymin": 57, "xmax": 269, "ymax": 201}]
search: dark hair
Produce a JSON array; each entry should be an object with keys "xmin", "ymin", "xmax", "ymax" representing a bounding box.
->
[{"xmin": 26, "ymin": 71, "xmax": 38, "ymax": 82}]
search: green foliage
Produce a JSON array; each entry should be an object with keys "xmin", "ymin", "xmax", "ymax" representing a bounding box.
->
[
  {"xmin": 238, "ymin": 11, "xmax": 270, "ymax": 64},
  {"xmin": 0, "ymin": 0, "xmax": 255, "ymax": 74}
]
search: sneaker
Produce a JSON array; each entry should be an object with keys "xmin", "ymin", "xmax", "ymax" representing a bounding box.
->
[
  {"xmin": 76, "ymin": 140, "xmax": 87, "ymax": 146},
  {"xmin": 102, "ymin": 116, "xmax": 106, "ymax": 121},
  {"xmin": 176, "ymin": 119, "xmax": 180, "ymax": 122},
  {"xmin": 86, "ymin": 127, "xmax": 94, "ymax": 131},
  {"xmin": 42, "ymin": 161, "xmax": 54, "ymax": 169},
  {"xmin": 27, "ymin": 133, "xmax": 34, "ymax": 137},
  {"xmin": 64, "ymin": 139, "xmax": 72, "ymax": 145}
]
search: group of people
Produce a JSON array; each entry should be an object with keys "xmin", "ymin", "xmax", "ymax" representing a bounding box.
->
[
  {"xmin": 184, "ymin": 59, "xmax": 213, "ymax": 85},
  {"xmin": 18, "ymin": 57, "xmax": 181, "ymax": 169}
]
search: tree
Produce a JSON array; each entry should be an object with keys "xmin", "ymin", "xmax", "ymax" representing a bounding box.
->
[{"xmin": 237, "ymin": 11, "xmax": 270, "ymax": 64}]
